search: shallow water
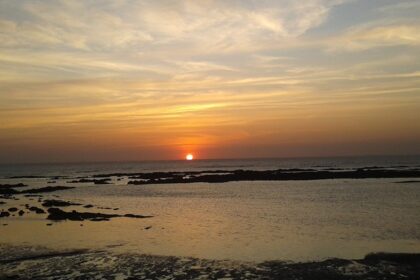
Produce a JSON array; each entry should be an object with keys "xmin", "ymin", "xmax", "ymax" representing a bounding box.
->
[{"xmin": 1, "ymin": 176, "xmax": 419, "ymax": 261}]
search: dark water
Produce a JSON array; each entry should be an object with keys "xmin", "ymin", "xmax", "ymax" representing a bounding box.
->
[{"xmin": 1, "ymin": 155, "xmax": 419, "ymax": 177}]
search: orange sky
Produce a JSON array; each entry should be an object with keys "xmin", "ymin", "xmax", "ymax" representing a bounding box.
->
[{"xmin": 0, "ymin": 1, "xmax": 419, "ymax": 163}]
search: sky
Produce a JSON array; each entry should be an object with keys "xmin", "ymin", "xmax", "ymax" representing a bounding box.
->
[{"xmin": 0, "ymin": 0, "xmax": 419, "ymax": 163}]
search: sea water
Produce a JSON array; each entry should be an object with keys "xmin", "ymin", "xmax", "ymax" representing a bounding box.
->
[{"xmin": 0, "ymin": 155, "xmax": 419, "ymax": 261}]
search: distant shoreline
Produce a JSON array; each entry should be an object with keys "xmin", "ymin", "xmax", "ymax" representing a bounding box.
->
[
  {"xmin": 118, "ymin": 167, "xmax": 420, "ymax": 185},
  {"xmin": 1, "ymin": 154, "xmax": 419, "ymax": 166}
]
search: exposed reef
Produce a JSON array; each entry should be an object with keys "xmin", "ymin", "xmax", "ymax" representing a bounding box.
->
[
  {"xmin": 0, "ymin": 186, "xmax": 74, "ymax": 196},
  {"xmin": 46, "ymin": 208, "xmax": 153, "ymax": 221},
  {"xmin": 41, "ymin": 199, "xmax": 81, "ymax": 207},
  {"xmin": 67, "ymin": 178, "xmax": 111, "ymax": 184},
  {"xmin": 121, "ymin": 168, "xmax": 420, "ymax": 185},
  {"xmin": 22, "ymin": 186, "xmax": 75, "ymax": 194},
  {"xmin": 0, "ymin": 183, "xmax": 27, "ymax": 188}
]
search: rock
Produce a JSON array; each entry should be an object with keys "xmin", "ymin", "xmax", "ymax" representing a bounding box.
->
[
  {"xmin": 0, "ymin": 183, "xmax": 27, "ymax": 188},
  {"xmin": 46, "ymin": 208, "xmax": 153, "ymax": 221},
  {"xmin": 18, "ymin": 210, "xmax": 25, "ymax": 216},
  {"xmin": 8, "ymin": 207, "xmax": 18, "ymax": 212},
  {"xmin": 68, "ymin": 178, "xmax": 111, "ymax": 184},
  {"xmin": 0, "ymin": 211, "xmax": 10, "ymax": 218},
  {"xmin": 0, "ymin": 188, "xmax": 19, "ymax": 195},
  {"xmin": 22, "ymin": 186, "xmax": 75, "ymax": 194},
  {"xmin": 125, "ymin": 214, "xmax": 151, "ymax": 218},
  {"xmin": 47, "ymin": 208, "xmax": 118, "ymax": 221},
  {"xmin": 28, "ymin": 206, "xmax": 46, "ymax": 214},
  {"xmin": 84, "ymin": 204, "xmax": 94, "ymax": 208},
  {"xmin": 42, "ymin": 199, "xmax": 81, "ymax": 207}
]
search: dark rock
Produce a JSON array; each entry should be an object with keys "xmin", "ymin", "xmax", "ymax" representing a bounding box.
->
[
  {"xmin": 47, "ymin": 208, "xmax": 118, "ymax": 221},
  {"xmin": 144, "ymin": 226, "xmax": 152, "ymax": 230},
  {"xmin": 18, "ymin": 210, "xmax": 25, "ymax": 216},
  {"xmin": 8, "ymin": 207, "xmax": 18, "ymax": 212},
  {"xmin": 41, "ymin": 199, "xmax": 81, "ymax": 207},
  {"xmin": 22, "ymin": 186, "xmax": 75, "ymax": 194},
  {"xmin": 47, "ymin": 208, "xmax": 152, "ymax": 221},
  {"xmin": 84, "ymin": 204, "xmax": 94, "ymax": 208},
  {"xmin": 9, "ymin": 175, "xmax": 45, "ymax": 179},
  {"xmin": 364, "ymin": 252, "xmax": 420, "ymax": 265},
  {"xmin": 68, "ymin": 178, "xmax": 111, "ymax": 184},
  {"xmin": 0, "ymin": 188, "xmax": 19, "ymax": 195},
  {"xmin": 125, "ymin": 213, "xmax": 152, "ymax": 218},
  {"xmin": 28, "ymin": 206, "xmax": 46, "ymax": 214},
  {"xmin": 0, "ymin": 211, "xmax": 10, "ymax": 218},
  {"xmin": 0, "ymin": 183, "xmax": 27, "ymax": 188},
  {"xmin": 124, "ymin": 168, "xmax": 420, "ymax": 186}
]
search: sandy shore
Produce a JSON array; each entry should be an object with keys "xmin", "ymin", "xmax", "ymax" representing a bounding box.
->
[{"xmin": 1, "ymin": 245, "xmax": 419, "ymax": 279}]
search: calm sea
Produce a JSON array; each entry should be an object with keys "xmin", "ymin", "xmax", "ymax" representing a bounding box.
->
[
  {"xmin": 1, "ymin": 155, "xmax": 419, "ymax": 177},
  {"xmin": 1, "ymin": 155, "xmax": 419, "ymax": 262}
]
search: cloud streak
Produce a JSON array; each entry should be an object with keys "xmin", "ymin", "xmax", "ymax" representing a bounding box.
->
[{"xmin": 0, "ymin": 0, "xmax": 419, "ymax": 162}]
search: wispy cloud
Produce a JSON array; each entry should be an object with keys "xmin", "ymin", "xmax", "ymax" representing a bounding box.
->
[{"xmin": 0, "ymin": 0, "xmax": 419, "ymax": 162}]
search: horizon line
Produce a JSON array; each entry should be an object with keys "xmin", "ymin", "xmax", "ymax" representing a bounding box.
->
[{"xmin": 1, "ymin": 153, "xmax": 419, "ymax": 166}]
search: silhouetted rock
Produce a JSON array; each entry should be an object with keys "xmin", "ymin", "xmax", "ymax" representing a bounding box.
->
[
  {"xmin": 122, "ymin": 168, "xmax": 420, "ymax": 185},
  {"xmin": 18, "ymin": 210, "xmax": 25, "ymax": 216},
  {"xmin": 28, "ymin": 206, "xmax": 45, "ymax": 214},
  {"xmin": 8, "ymin": 207, "xmax": 18, "ymax": 212},
  {"xmin": 22, "ymin": 186, "xmax": 75, "ymax": 194},
  {"xmin": 41, "ymin": 199, "xmax": 81, "ymax": 207},
  {"xmin": 0, "ymin": 183, "xmax": 27, "ymax": 188},
  {"xmin": 9, "ymin": 175, "xmax": 45, "ymax": 179},
  {"xmin": 83, "ymin": 204, "xmax": 94, "ymax": 208},
  {"xmin": 124, "ymin": 214, "xmax": 150, "ymax": 218},
  {"xmin": 0, "ymin": 211, "xmax": 10, "ymax": 218},
  {"xmin": 68, "ymin": 178, "xmax": 111, "ymax": 184},
  {"xmin": 46, "ymin": 208, "xmax": 152, "ymax": 221},
  {"xmin": 0, "ymin": 188, "xmax": 19, "ymax": 195},
  {"xmin": 364, "ymin": 252, "xmax": 420, "ymax": 265}
]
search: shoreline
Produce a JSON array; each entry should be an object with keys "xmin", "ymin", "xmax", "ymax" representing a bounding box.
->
[{"xmin": 1, "ymin": 245, "xmax": 419, "ymax": 279}]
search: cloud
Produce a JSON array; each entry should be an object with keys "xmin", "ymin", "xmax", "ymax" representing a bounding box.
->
[
  {"xmin": 327, "ymin": 24, "xmax": 420, "ymax": 52},
  {"xmin": 0, "ymin": 0, "xmax": 344, "ymax": 52}
]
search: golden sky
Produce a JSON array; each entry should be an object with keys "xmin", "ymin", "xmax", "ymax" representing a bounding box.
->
[{"xmin": 0, "ymin": 0, "xmax": 419, "ymax": 163}]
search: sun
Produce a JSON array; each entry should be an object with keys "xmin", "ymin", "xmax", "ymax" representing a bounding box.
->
[{"xmin": 186, "ymin": 154, "xmax": 194, "ymax": 160}]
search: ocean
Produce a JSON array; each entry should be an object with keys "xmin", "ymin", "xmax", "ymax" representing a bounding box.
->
[{"xmin": 0, "ymin": 155, "xmax": 419, "ymax": 262}]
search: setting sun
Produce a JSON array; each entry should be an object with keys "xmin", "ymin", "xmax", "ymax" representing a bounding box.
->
[{"xmin": 186, "ymin": 154, "xmax": 194, "ymax": 160}]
